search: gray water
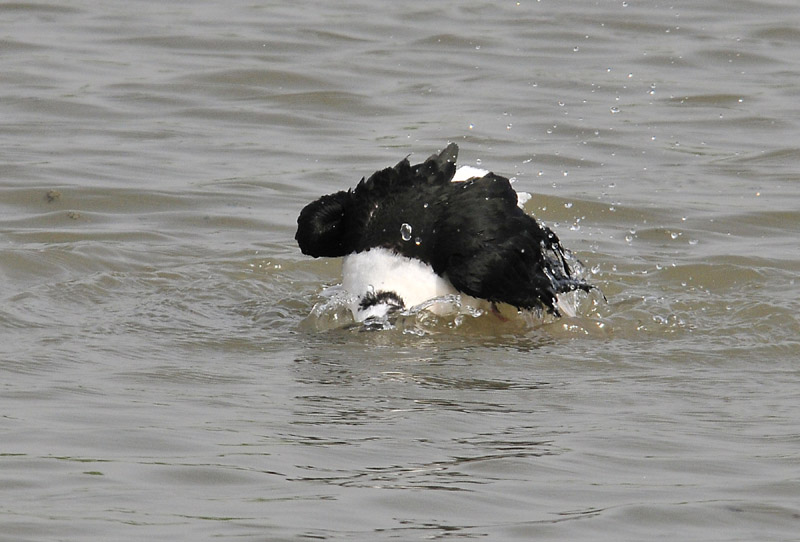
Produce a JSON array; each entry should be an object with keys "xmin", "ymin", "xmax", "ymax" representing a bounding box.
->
[{"xmin": 2, "ymin": 1, "xmax": 799, "ymax": 540}]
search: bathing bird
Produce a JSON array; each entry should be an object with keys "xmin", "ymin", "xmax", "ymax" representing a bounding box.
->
[{"xmin": 296, "ymin": 143, "xmax": 591, "ymax": 323}]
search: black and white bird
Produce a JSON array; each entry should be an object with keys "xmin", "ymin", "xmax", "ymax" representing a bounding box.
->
[{"xmin": 296, "ymin": 143, "xmax": 591, "ymax": 324}]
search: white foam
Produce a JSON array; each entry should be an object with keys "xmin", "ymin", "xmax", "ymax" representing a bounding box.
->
[{"xmin": 555, "ymin": 293, "xmax": 577, "ymax": 318}]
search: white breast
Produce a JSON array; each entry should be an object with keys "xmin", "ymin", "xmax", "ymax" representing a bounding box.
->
[{"xmin": 342, "ymin": 247, "xmax": 458, "ymax": 313}]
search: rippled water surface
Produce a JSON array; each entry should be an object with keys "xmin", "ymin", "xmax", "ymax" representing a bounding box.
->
[{"xmin": 2, "ymin": 1, "xmax": 799, "ymax": 540}]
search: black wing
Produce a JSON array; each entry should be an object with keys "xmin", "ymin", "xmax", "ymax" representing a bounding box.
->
[
  {"xmin": 431, "ymin": 174, "xmax": 590, "ymax": 314},
  {"xmin": 295, "ymin": 144, "xmax": 459, "ymax": 258}
]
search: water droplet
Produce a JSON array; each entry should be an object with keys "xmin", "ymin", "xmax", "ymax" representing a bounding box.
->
[
  {"xmin": 670, "ymin": 231, "xmax": 679, "ymax": 240},
  {"xmin": 564, "ymin": 202, "xmax": 573, "ymax": 208},
  {"xmin": 689, "ymin": 239, "xmax": 699, "ymax": 245},
  {"xmin": 414, "ymin": 237, "xmax": 422, "ymax": 246},
  {"xmin": 573, "ymin": 46, "xmax": 580, "ymax": 52},
  {"xmin": 400, "ymin": 223, "xmax": 412, "ymax": 241},
  {"xmin": 610, "ymin": 106, "xmax": 620, "ymax": 114},
  {"xmin": 423, "ymin": 202, "xmax": 429, "ymax": 209}
]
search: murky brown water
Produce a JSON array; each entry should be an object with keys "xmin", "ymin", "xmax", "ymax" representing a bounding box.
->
[{"xmin": 2, "ymin": 1, "xmax": 799, "ymax": 540}]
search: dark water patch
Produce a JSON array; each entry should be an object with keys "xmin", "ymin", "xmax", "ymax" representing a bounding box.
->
[
  {"xmin": 0, "ymin": 2, "xmax": 81, "ymax": 15},
  {"xmin": 0, "ymin": 38, "xmax": 47, "ymax": 53},
  {"xmin": 108, "ymin": 35, "xmax": 273, "ymax": 54},
  {"xmin": 664, "ymin": 93, "xmax": 748, "ymax": 107},
  {"xmin": 695, "ymin": 48, "xmax": 778, "ymax": 67},
  {"xmin": 751, "ymin": 25, "xmax": 800, "ymax": 43},
  {"xmin": 186, "ymin": 68, "xmax": 331, "ymax": 91}
]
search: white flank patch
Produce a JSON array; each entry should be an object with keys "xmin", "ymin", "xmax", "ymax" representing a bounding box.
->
[{"xmin": 452, "ymin": 165, "xmax": 489, "ymax": 182}]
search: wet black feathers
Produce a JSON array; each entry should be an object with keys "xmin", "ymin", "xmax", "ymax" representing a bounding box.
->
[{"xmin": 296, "ymin": 143, "xmax": 590, "ymax": 314}]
